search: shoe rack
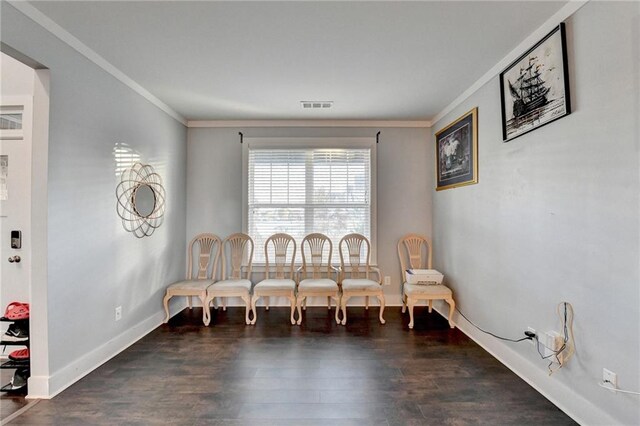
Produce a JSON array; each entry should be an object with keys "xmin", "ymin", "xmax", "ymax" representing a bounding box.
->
[{"xmin": 0, "ymin": 317, "xmax": 30, "ymax": 394}]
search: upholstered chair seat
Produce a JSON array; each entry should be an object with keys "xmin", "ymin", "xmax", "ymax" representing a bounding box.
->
[
  {"xmin": 403, "ymin": 283, "xmax": 453, "ymax": 297},
  {"xmin": 298, "ymin": 278, "xmax": 339, "ymax": 290},
  {"xmin": 341, "ymin": 278, "xmax": 381, "ymax": 292},
  {"xmin": 210, "ymin": 279, "xmax": 252, "ymax": 292},
  {"xmin": 166, "ymin": 280, "xmax": 213, "ymax": 292},
  {"xmin": 254, "ymin": 279, "xmax": 295, "ymax": 291}
]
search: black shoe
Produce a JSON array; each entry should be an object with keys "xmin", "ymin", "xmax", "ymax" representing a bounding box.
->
[
  {"xmin": 3, "ymin": 323, "xmax": 29, "ymax": 341},
  {"xmin": 9, "ymin": 368, "xmax": 29, "ymax": 390}
]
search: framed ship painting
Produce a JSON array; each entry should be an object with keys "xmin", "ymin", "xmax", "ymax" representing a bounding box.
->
[
  {"xmin": 500, "ymin": 23, "xmax": 571, "ymax": 142},
  {"xmin": 435, "ymin": 107, "xmax": 478, "ymax": 191}
]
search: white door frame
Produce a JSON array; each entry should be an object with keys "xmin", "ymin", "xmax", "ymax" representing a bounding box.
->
[
  {"xmin": 26, "ymin": 69, "xmax": 51, "ymax": 399},
  {"xmin": 0, "ymin": 68, "xmax": 51, "ymax": 399}
]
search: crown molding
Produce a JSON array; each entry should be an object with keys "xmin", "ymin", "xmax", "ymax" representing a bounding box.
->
[
  {"xmin": 10, "ymin": 0, "xmax": 587, "ymax": 131},
  {"xmin": 8, "ymin": 1, "xmax": 187, "ymax": 126},
  {"xmin": 188, "ymin": 120, "xmax": 432, "ymax": 128},
  {"xmin": 431, "ymin": 0, "xmax": 589, "ymax": 129}
]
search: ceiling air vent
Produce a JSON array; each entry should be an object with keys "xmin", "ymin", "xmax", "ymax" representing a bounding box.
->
[{"xmin": 301, "ymin": 101, "xmax": 333, "ymax": 109}]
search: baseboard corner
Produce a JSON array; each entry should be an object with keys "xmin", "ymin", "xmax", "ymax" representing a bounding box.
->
[{"xmin": 43, "ymin": 309, "xmax": 173, "ymax": 399}]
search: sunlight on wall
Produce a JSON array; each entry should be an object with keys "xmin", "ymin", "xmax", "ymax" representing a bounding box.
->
[{"xmin": 113, "ymin": 142, "xmax": 141, "ymax": 177}]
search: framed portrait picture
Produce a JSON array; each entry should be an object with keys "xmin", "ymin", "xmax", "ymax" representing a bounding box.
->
[
  {"xmin": 435, "ymin": 107, "xmax": 478, "ymax": 191},
  {"xmin": 500, "ymin": 23, "xmax": 571, "ymax": 142}
]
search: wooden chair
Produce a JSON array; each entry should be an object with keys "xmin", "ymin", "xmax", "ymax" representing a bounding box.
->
[
  {"xmin": 162, "ymin": 233, "xmax": 221, "ymax": 325},
  {"xmin": 204, "ymin": 233, "xmax": 254, "ymax": 326},
  {"xmin": 251, "ymin": 233, "xmax": 297, "ymax": 325},
  {"xmin": 338, "ymin": 233, "xmax": 385, "ymax": 325},
  {"xmin": 397, "ymin": 234, "xmax": 455, "ymax": 329},
  {"xmin": 296, "ymin": 233, "xmax": 341, "ymax": 325}
]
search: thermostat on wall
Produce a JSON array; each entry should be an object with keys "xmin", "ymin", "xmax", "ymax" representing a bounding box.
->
[{"xmin": 11, "ymin": 230, "xmax": 21, "ymax": 249}]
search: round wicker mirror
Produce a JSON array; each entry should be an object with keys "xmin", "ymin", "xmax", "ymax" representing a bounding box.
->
[{"xmin": 116, "ymin": 163, "xmax": 165, "ymax": 238}]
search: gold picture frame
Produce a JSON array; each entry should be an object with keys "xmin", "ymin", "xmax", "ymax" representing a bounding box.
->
[{"xmin": 435, "ymin": 107, "xmax": 478, "ymax": 191}]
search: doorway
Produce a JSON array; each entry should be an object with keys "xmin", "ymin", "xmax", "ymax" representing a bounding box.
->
[{"xmin": 0, "ymin": 50, "xmax": 50, "ymax": 419}]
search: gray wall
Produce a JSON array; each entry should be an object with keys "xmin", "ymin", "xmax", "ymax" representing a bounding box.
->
[
  {"xmin": 187, "ymin": 127, "xmax": 432, "ymax": 301},
  {"xmin": 431, "ymin": 2, "xmax": 639, "ymax": 424},
  {"xmin": 1, "ymin": 3, "xmax": 187, "ymax": 378}
]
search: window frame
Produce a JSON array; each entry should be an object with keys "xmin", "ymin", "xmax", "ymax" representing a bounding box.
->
[{"xmin": 242, "ymin": 137, "xmax": 377, "ymax": 265}]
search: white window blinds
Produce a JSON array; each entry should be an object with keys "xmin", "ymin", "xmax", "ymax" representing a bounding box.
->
[{"xmin": 248, "ymin": 148, "xmax": 371, "ymax": 263}]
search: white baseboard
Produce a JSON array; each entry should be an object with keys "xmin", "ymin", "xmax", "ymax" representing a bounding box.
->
[
  {"xmin": 27, "ymin": 301, "xmax": 187, "ymax": 400},
  {"xmin": 431, "ymin": 302, "xmax": 617, "ymax": 426},
  {"xmin": 25, "ymin": 375, "xmax": 50, "ymax": 399}
]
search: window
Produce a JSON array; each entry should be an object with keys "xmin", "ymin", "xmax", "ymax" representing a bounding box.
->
[
  {"xmin": 244, "ymin": 138, "xmax": 376, "ymax": 263},
  {"xmin": 0, "ymin": 113, "xmax": 22, "ymax": 130},
  {"xmin": 0, "ymin": 106, "xmax": 24, "ymax": 141}
]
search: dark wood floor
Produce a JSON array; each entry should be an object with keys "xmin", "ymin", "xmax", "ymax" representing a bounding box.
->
[{"xmin": 9, "ymin": 307, "xmax": 575, "ymax": 425}]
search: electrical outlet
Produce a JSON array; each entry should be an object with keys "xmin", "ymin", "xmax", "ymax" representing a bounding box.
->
[
  {"xmin": 542, "ymin": 331, "xmax": 563, "ymax": 359},
  {"xmin": 602, "ymin": 368, "xmax": 617, "ymax": 392},
  {"xmin": 115, "ymin": 306, "xmax": 122, "ymax": 321},
  {"xmin": 384, "ymin": 276, "xmax": 391, "ymax": 286},
  {"xmin": 527, "ymin": 327, "xmax": 536, "ymax": 345}
]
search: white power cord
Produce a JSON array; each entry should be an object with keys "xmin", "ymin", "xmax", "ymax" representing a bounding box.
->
[
  {"xmin": 545, "ymin": 302, "xmax": 575, "ymax": 375},
  {"xmin": 598, "ymin": 381, "xmax": 640, "ymax": 396}
]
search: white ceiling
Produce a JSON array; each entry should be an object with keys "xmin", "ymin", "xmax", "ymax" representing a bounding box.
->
[{"xmin": 30, "ymin": 1, "xmax": 567, "ymax": 121}]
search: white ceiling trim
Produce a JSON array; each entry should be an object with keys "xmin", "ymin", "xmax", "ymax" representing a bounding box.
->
[
  {"xmin": 188, "ymin": 120, "xmax": 432, "ymax": 128},
  {"xmin": 8, "ymin": 0, "xmax": 187, "ymax": 126},
  {"xmin": 431, "ymin": 0, "xmax": 589, "ymax": 129}
]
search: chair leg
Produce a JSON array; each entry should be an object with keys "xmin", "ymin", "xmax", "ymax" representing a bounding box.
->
[
  {"xmin": 203, "ymin": 296, "xmax": 212, "ymax": 326},
  {"xmin": 327, "ymin": 296, "xmax": 331, "ymax": 310},
  {"xmin": 162, "ymin": 294, "xmax": 171, "ymax": 323},
  {"xmin": 408, "ymin": 298, "xmax": 415, "ymax": 329},
  {"xmin": 250, "ymin": 295, "xmax": 258, "ymax": 325},
  {"xmin": 265, "ymin": 296, "xmax": 270, "ymax": 311},
  {"xmin": 303, "ymin": 298, "xmax": 307, "ymax": 310},
  {"xmin": 334, "ymin": 295, "xmax": 341, "ymax": 324},
  {"xmin": 296, "ymin": 296, "xmax": 306, "ymax": 325},
  {"xmin": 377, "ymin": 294, "xmax": 386, "ymax": 324},
  {"xmin": 401, "ymin": 294, "xmax": 407, "ymax": 314},
  {"xmin": 199, "ymin": 295, "xmax": 209, "ymax": 325},
  {"xmin": 222, "ymin": 298, "xmax": 226, "ymax": 311},
  {"xmin": 289, "ymin": 295, "xmax": 296, "ymax": 325},
  {"xmin": 242, "ymin": 295, "xmax": 251, "ymax": 325},
  {"xmin": 447, "ymin": 298, "xmax": 456, "ymax": 328},
  {"xmin": 365, "ymin": 296, "xmax": 369, "ymax": 310},
  {"xmin": 341, "ymin": 295, "xmax": 349, "ymax": 325},
  {"xmin": 428, "ymin": 300, "xmax": 433, "ymax": 313},
  {"xmin": 188, "ymin": 296, "xmax": 192, "ymax": 309}
]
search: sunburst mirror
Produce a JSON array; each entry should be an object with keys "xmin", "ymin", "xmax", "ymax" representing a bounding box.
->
[{"xmin": 116, "ymin": 162, "xmax": 166, "ymax": 238}]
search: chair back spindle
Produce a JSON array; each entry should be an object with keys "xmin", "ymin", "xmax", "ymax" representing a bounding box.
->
[
  {"xmin": 222, "ymin": 233, "xmax": 254, "ymax": 281},
  {"xmin": 187, "ymin": 234, "xmax": 222, "ymax": 281},
  {"xmin": 397, "ymin": 234, "xmax": 432, "ymax": 284},
  {"xmin": 339, "ymin": 233, "xmax": 371, "ymax": 280},
  {"xmin": 301, "ymin": 233, "xmax": 333, "ymax": 280},
  {"xmin": 264, "ymin": 233, "xmax": 296, "ymax": 280}
]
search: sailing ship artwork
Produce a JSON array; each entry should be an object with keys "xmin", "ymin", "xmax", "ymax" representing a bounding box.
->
[{"xmin": 500, "ymin": 23, "xmax": 571, "ymax": 142}]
